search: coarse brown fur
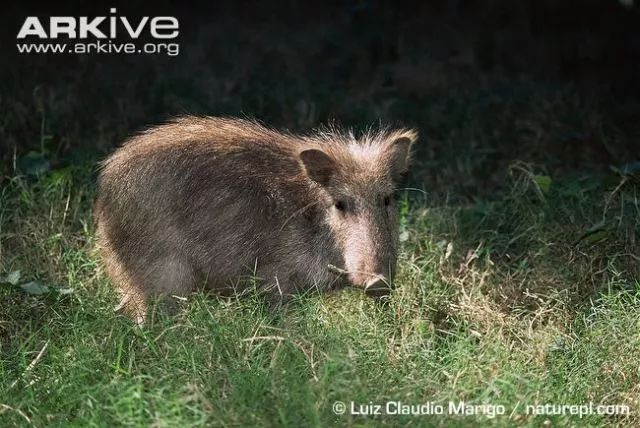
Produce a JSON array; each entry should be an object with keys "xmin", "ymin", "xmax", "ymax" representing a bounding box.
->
[{"xmin": 94, "ymin": 116, "xmax": 417, "ymax": 322}]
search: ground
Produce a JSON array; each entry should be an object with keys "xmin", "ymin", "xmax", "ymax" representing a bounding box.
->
[
  {"xmin": 1, "ymin": 4, "xmax": 640, "ymax": 425},
  {"xmin": 1, "ymin": 93, "xmax": 639, "ymax": 425}
]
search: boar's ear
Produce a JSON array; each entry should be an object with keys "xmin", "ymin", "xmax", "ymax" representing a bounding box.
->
[
  {"xmin": 300, "ymin": 149, "xmax": 336, "ymax": 186},
  {"xmin": 386, "ymin": 130, "xmax": 418, "ymax": 181}
]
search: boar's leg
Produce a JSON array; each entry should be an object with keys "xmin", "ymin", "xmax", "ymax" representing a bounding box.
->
[
  {"xmin": 103, "ymin": 250, "xmax": 148, "ymax": 326},
  {"xmin": 261, "ymin": 276, "xmax": 295, "ymax": 309},
  {"xmin": 113, "ymin": 290, "xmax": 147, "ymax": 327},
  {"xmin": 105, "ymin": 248, "xmax": 194, "ymax": 325}
]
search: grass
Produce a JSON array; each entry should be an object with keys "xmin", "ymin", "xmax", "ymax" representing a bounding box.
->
[{"xmin": 1, "ymin": 140, "xmax": 638, "ymax": 426}]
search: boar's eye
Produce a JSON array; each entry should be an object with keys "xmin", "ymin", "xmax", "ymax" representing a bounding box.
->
[
  {"xmin": 334, "ymin": 200, "xmax": 346, "ymax": 211},
  {"xmin": 383, "ymin": 196, "xmax": 391, "ymax": 206}
]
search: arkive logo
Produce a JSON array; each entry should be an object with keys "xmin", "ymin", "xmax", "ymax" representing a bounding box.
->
[
  {"xmin": 17, "ymin": 8, "xmax": 179, "ymax": 39},
  {"xmin": 16, "ymin": 8, "xmax": 180, "ymax": 56}
]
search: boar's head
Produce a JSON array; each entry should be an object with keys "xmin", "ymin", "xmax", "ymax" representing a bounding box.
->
[{"xmin": 300, "ymin": 128, "xmax": 418, "ymax": 296}]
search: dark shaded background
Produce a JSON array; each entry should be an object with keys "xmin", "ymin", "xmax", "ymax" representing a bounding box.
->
[{"xmin": 1, "ymin": 0, "xmax": 639, "ymax": 200}]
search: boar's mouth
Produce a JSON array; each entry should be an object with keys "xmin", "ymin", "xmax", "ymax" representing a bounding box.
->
[{"xmin": 327, "ymin": 264, "xmax": 392, "ymax": 297}]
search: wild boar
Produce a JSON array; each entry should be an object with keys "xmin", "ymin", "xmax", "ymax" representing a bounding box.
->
[{"xmin": 94, "ymin": 116, "xmax": 417, "ymax": 323}]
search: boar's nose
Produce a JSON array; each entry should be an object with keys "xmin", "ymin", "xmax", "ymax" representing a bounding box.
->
[{"xmin": 363, "ymin": 276, "xmax": 392, "ymax": 298}]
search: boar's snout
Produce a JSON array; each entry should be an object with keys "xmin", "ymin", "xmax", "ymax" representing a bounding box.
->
[
  {"xmin": 347, "ymin": 271, "xmax": 393, "ymax": 298},
  {"xmin": 363, "ymin": 276, "xmax": 392, "ymax": 298},
  {"xmin": 341, "ymin": 222, "xmax": 397, "ymax": 298}
]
